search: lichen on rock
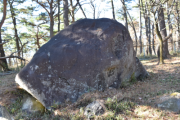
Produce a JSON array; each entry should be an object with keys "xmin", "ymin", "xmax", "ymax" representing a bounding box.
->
[{"xmin": 15, "ymin": 18, "xmax": 148, "ymax": 109}]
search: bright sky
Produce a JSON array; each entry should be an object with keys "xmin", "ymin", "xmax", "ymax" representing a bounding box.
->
[
  {"xmin": 22, "ymin": 0, "xmax": 140, "ymax": 25},
  {"xmin": 0, "ymin": 0, "xmax": 140, "ymax": 30},
  {"xmin": 0, "ymin": 0, "xmax": 141, "ymax": 57}
]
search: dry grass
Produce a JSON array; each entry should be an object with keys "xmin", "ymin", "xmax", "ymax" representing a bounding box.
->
[{"xmin": 0, "ymin": 56, "xmax": 180, "ymax": 119}]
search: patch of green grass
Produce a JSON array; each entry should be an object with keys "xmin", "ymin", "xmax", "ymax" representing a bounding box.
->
[
  {"xmin": 6, "ymin": 89, "xmax": 28, "ymax": 115},
  {"xmin": 104, "ymin": 111, "xmax": 115, "ymax": 120},
  {"xmin": 129, "ymin": 72, "xmax": 137, "ymax": 84},
  {"xmin": 120, "ymin": 73, "xmax": 138, "ymax": 88},
  {"xmin": 120, "ymin": 81, "xmax": 130, "ymax": 88},
  {"xmin": 105, "ymin": 98, "xmax": 136, "ymax": 114},
  {"xmin": 71, "ymin": 108, "xmax": 85, "ymax": 120}
]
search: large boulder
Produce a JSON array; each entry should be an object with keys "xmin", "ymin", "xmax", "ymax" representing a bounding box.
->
[{"xmin": 15, "ymin": 18, "xmax": 148, "ymax": 109}]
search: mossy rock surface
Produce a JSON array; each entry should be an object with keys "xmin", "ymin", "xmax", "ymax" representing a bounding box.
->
[
  {"xmin": 22, "ymin": 96, "xmax": 45, "ymax": 113},
  {"xmin": 157, "ymin": 92, "xmax": 180, "ymax": 113}
]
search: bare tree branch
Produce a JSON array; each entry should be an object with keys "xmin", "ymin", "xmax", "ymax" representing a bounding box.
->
[
  {"xmin": 35, "ymin": 0, "xmax": 50, "ymax": 17},
  {"xmin": 0, "ymin": 41, "xmax": 8, "ymax": 45},
  {"xmin": 0, "ymin": 56, "xmax": 25, "ymax": 61},
  {"xmin": 0, "ymin": 42, "xmax": 28, "ymax": 61}
]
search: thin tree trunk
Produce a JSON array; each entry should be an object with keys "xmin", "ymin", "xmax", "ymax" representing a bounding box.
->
[
  {"xmin": 167, "ymin": 2, "xmax": 173, "ymax": 52},
  {"xmin": 139, "ymin": 0, "xmax": 142, "ymax": 54},
  {"xmin": 145, "ymin": 3, "xmax": 149, "ymax": 55},
  {"xmin": 58, "ymin": 0, "xmax": 60, "ymax": 32},
  {"xmin": 148, "ymin": 10, "xmax": 152, "ymax": 55},
  {"xmin": 36, "ymin": 27, "xmax": 40, "ymax": 49},
  {"xmin": 0, "ymin": 0, "xmax": 9, "ymax": 71},
  {"xmin": 63, "ymin": 0, "xmax": 69, "ymax": 28},
  {"xmin": 8, "ymin": 0, "xmax": 21, "ymax": 57},
  {"xmin": 0, "ymin": 32, "xmax": 9, "ymax": 70},
  {"xmin": 70, "ymin": 0, "xmax": 75, "ymax": 23},
  {"xmin": 50, "ymin": 0, "xmax": 54, "ymax": 38},
  {"xmin": 122, "ymin": 0, "xmax": 128, "ymax": 29},
  {"xmin": 77, "ymin": 0, "xmax": 87, "ymax": 18},
  {"xmin": 120, "ymin": 0, "xmax": 137, "ymax": 54},
  {"xmin": 176, "ymin": 1, "xmax": 180, "ymax": 51},
  {"xmin": 126, "ymin": 10, "xmax": 138, "ymax": 55},
  {"xmin": 154, "ymin": 16, "xmax": 164, "ymax": 64},
  {"xmin": 89, "ymin": 0, "xmax": 95, "ymax": 19},
  {"xmin": 158, "ymin": 5, "xmax": 169, "ymax": 58},
  {"xmin": 152, "ymin": 23, "xmax": 156, "ymax": 55},
  {"xmin": 111, "ymin": 0, "xmax": 115, "ymax": 20}
]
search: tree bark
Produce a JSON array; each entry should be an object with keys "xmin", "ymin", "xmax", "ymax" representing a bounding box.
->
[
  {"xmin": 122, "ymin": 0, "xmax": 128, "ymax": 29},
  {"xmin": 36, "ymin": 27, "xmax": 40, "ymax": 49},
  {"xmin": 139, "ymin": 0, "xmax": 142, "ymax": 54},
  {"xmin": 77, "ymin": 0, "xmax": 87, "ymax": 18},
  {"xmin": 158, "ymin": 5, "xmax": 169, "ymax": 58},
  {"xmin": 50, "ymin": 0, "xmax": 54, "ymax": 38},
  {"xmin": 176, "ymin": 1, "xmax": 180, "ymax": 51},
  {"xmin": 167, "ymin": 1, "xmax": 173, "ymax": 52},
  {"xmin": 35, "ymin": 0, "xmax": 55, "ymax": 38},
  {"xmin": 144, "ymin": 3, "xmax": 149, "ymax": 55},
  {"xmin": 111, "ymin": 0, "xmax": 115, "ymax": 20},
  {"xmin": 154, "ymin": 18, "xmax": 164, "ymax": 64},
  {"xmin": 90, "ymin": 0, "xmax": 95, "ymax": 19},
  {"xmin": 148, "ymin": 10, "xmax": 152, "ymax": 55},
  {"xmin": 126, "ymin": 10, "xmax": 138, "ymax": 55},
  {"xmin": 63, "ymin": 0, "xmax": 69, "ymax": 28},
  {"xmin": 0, "ymin": 0, "xmax": 9, "ymax": 71},
  {"xmin": 8, "ymin": 0, "xmax": 21, "ymax": 57},
  {"xmin": 58, "ymin": 0, "xmax": 61, "ymax": 32},
  {"xmin": 152, "ymin": 23, "xmax": 156, "ymax": 55}
]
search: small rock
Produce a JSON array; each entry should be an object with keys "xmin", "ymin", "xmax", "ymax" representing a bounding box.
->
[
  {"xmin": 0, "ymin": 105, "xmax": 14, "ymax": 120},
  {"xmin": 22, "ymin": 96, "xmax": 45, "ymax": 113},
  {"xmin": 84, "ymin": 100, "xmax": 105, "ymax": 119},
  {"xmin": 157, "ymin": 92, "xmax": 180, "ymax": 113}
]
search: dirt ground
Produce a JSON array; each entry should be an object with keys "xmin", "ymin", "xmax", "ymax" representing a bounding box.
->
[{"xmin": 0, "ymin": 56, "xmax": 180, "ymax": 119}]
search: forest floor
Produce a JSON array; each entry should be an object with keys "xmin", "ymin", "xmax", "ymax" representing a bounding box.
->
[{"xmin": 0, "ymin": 55, "xmax": 180, "ymax": 120}]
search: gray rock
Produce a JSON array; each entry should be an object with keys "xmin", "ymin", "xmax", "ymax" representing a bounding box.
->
[
  {"xmin": 15, "ymin": 18, "xmax": 148, "ymax": 109},
  {"xmin": 0, "ymin": 105, "xmax": 14, "ymax": 120},
  {"xmin": 22, "ymin": 96, "xmax": 45, "ymax": 113},
  {"xmin": 157, "ymin": 92, "xmax": 180, "ymax": 113},
  {"xmin": 84, "ymin": 101, "xmax": 105, "ymax": 118}
]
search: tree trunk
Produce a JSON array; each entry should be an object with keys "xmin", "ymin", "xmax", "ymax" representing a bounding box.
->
[
  {"xmin": 139, "ymin": 0, "xmax": 142, "ymax": 54},
  {"xmin": 148, "ymin": 10, "xmax": 152, "ymax": 55},
  {"xmin": 0, "ymin": 32, "xmax": 9, "ymax": 70},
  {"xmin": 63, "ymin": 0, "xmax": 69, "ymax": 28},
  {"xmin": 90, "ymin": 0, "xmax": 95, "ymax": 19},
  {"xmin": 77, "ymin": 0, "xmax": 86, "ymax": 18},
  {"xmin": 36, "ymin": 27, "xmax": 40, "ymax": 49},
  {"xmin": 152, "ymin": 23, "xmax": 156, "ymax": 55},
  {"xmin": 70, "ymin": 0, "xmax": 75, "ymax": 23},
  {"xmin": 50, "ymin": 0, "xmax": 54, "ymax": 38},
  {"xmin": 111, "ymin": 0, "xmax": 115, "ymax": 20},
  {"xmin": 126, "ymin": 10, "xmax": 138, "ymax": 55},
  {"xmin": 167, "ymin": 2, "xmax": 173, "ymax": 52},
  {"xmin": 154, "ymin": 19, "xmax": 164, "ymax": 64},
  {"xmin": 158, "ymin": 5, "xmax": 169, "ymax": 58},
  {"xmin": 58, "ymin": 0, "xmax": 61, "ymax": 32},
  {"xmin": 122, "ymin": 0, "xmax": 128, "ymax": 30},
  {"xmin": 8, "ymin": 0, "xmax": 21, "ymax": 57},
  {"xmin": 159, "ymin": 39, "xmax": 164, "ymax": 64},
  {"xmin": 145, "ymin": 3, "xmax": 149, "ymax": 55},
  {"xmin": 0, "ymin": 0, "xmax": 9, "ymax": 71},
  {"xmin": 176, "ymin": 1, "xmax": 180, "ymax": 51}
]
